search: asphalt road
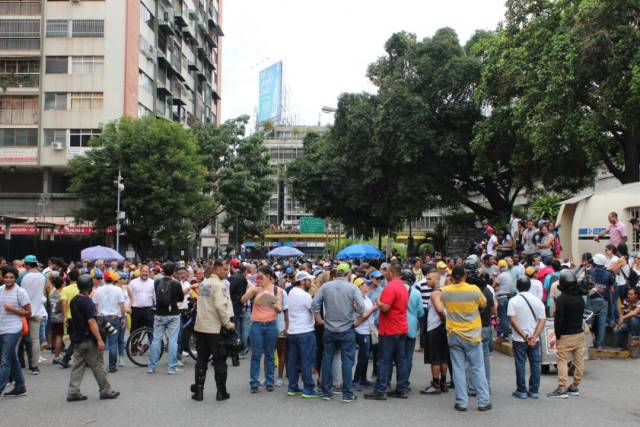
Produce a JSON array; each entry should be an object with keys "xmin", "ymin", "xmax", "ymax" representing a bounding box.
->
[{"xmin": 3, "ymin": 349, "xmax": 639, "ymax": 427}]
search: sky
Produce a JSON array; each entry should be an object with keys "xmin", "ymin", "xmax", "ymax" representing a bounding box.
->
[{"xmin": 220, "ymin": 0, "xmax": 506, "ymax": 127}]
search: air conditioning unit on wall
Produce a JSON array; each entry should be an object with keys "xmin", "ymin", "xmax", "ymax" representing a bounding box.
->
[{"xmin": 51, "ymin": 141, "xmax": 64, "ymax": 151}]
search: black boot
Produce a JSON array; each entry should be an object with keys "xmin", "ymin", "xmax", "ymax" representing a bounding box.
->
[
  {"xmin": 191, "ymin": 367, "xmax": 206, "ymax": 401},
  {"xmin": 215, "ymin": 371, "xmax": 230, "ymax": 401},
  {"xmin": 231, "ymin": 354, "xmax": 240, "ymax": 367}
]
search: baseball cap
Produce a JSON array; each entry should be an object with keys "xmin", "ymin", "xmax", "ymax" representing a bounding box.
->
[
  {"xmin": 294, "ymin": 271, "xmax": 313, "ymax": 282},
  {"xmin": 365, "ymin": 279, "xmax": 372, "ymax": 285},
  {"xmin": 525, "ymin": 267, "xmax": 536, "ymax": 277},
  {"xmin": 285, "ymin": 267, "xmax": 293, "ymax": 274},
  {"xmin": 230, "ymin": 258, "xmax": 240, "ymax": 268},
  {"xmin": 103, "ymin": 271, "xmax": 120, "ymax": 283},
  {"xmin": 370, "ymin": 270, "xmax": 383, "ymax": 279},
  {"xmin": 354, "ymin": 278, "xmax": 365, "ymax": 287},
  {"xmin": 498, "ymin": 259, "xmax": 508, "ymax": 269},
  {"xmin": 336, "ymin": 263, "xmax": 351, "ymax": 274},
  {"xmin": 486, "ymin": 226, "xmax": 494, "ymax": 234},
  {"xmin": 593, "ymin": 253, "xmax": 607, "ymax": 266},
  {"xmin": 436, "ymin": 261, "xmax": 447, "ymax": 270},
  {"xmin": 24, "ymin": 254, "xmax": 38, "ymax": 263},
  {"xmin": 538, "ymin": 219, "xmax": 547, "ymax": 226}
]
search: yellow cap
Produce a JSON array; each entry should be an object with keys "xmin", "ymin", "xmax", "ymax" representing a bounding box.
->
[
  {"xmin": 436, "ymin": 261, "xmax": 447, "ymax": 269},
  {"xmin": 498, "ymin": 259, "xmax": 508, "ymax": 269},
  {"xmin": 354, "ymin": 278, "xmax": 365, "ymax": 287},
  {"xmin": 525, "ymin": 267, "xmax": 536, "ymax": 276}
]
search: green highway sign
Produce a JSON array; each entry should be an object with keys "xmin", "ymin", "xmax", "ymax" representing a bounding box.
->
[{"xmin": 300, "ymin": 217, "xmax": 325, "ymax": 234}]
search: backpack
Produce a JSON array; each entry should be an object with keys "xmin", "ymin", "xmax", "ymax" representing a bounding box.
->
[{"xmin": 155, "ymin": 277, "xmax": 173, "ymax": 308}]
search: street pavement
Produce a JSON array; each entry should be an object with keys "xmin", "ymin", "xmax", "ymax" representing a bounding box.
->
[{"xmin": 3, "ymin": 349, "xmax": 639, "ymax": 427}]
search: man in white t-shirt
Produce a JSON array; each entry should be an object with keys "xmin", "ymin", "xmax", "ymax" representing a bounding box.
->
[
  {"xmin": 19, "ymin": 255, "xmax": 46, "ymax": 374},
  {"xmin": 286, "ymin": 271, "xmax": 321, "ymax": 398},
  {"xmin": 128, "ymin": 266, "xmax": 156, "ymax": 333},
  {"xmin": 93, "ymin": 271, "xmax": 126, "ymax": 372},
  {"xmin": 486, "ymin": 228, "xmax": 499, "ymax": 257},
  {"xmin": 507, "ymin": 277, "xmax": 546, "ymax": 399},
  {"xmin": 525, "ymin": 267, "xmax": 544, "ymax": 302}
]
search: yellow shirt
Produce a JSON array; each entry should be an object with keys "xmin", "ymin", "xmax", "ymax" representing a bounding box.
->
[
  {"xmin": 60, "ymin": 282, "xmax": 79, "ymax": 319},
  {"xmin": 441, "ymin": 281, "xmax": 486, "ymax": 343}
]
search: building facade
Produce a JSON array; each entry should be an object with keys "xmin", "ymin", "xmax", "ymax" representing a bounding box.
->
[{"xmin": 0, "ymin": 0, "xmax": 222, "ymax": 222}]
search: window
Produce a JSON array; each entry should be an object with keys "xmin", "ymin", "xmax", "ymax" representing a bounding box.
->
[
  {"xmin": 45, "ymin": 56, "xmax": 68, "ymax": 74},
  {"xmin": 0, "ymin": 19, "xmax": 40, "ymax": 37},
  {"xmin": 140, "ymin": 3, "xmax": 154, "ymax": 30},
  {"xmin": 69, "ymin": 129, "xmax": 100, "ymax": 147},
  {"xmin": 138, "ymin": 104, "xmax": 151, "ymax": 118},
  {"xmin": 138, "ymin": 71, "xmax": 153, "ymax": 94},
  {"xmin": 71, "ymin": 56, "xmax": 104, "ymax": 74},
  {"xmin": 0, "ymin": 59, "xmax": 39, "ymax": 74},
  {"xmin": 70, "ymin": 92, "xmax": 103, "ymax": 110},
  {"xmin": 44, "ymin": 93, "xmax": 68, "ymax": 110},
  {"xmin": 0, "ymin": 128, "xmax": 37, "ymax": 146},
  {"xmin": 43, "ymin": 129, "xmax": 66, "ymax": 147},
  {"xmin": 46, "ymin": 19, "xmax": 68, "ymax": 37},
  {"xmin": 71, "ymin": 20, "xmax": 103, "ymax": 37}
]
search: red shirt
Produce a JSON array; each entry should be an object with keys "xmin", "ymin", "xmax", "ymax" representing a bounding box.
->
[{"xmin": 378, "ymin": 279, "xmax": 408, "ymax": 335}]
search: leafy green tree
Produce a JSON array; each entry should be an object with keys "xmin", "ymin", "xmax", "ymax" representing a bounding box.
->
[
  {"xmin": 68, "ymin": 117, "xmax": 208, "ymax": 258},
  {"xmin": 481, "ymin": 0, "xmax": 640, "ymax": 184},
  {"xmin": 192, "ymin": 116, "xmax": 273, "ymax": 246}
]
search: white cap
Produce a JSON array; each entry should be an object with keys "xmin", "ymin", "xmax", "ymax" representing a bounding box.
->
[
  {"xmin": 592, "ymin": 253, "xmax": 607, "ymax": 266},
  {"xmin": 295, "ymin": 271, "xmax": 314, "ymax": 282}
]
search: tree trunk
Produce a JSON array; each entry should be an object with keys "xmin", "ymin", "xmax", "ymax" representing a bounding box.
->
[{"xmin": 620, "ymin": 131, "xmax": 640, "ymax": 183}]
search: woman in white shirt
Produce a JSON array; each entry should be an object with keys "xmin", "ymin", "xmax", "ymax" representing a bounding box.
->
[{"xmin": 353, "ymin": 279, "xmax": 377, "ymax": 388}]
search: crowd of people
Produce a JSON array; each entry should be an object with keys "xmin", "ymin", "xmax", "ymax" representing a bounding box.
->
[{"xmin": 0, "ymin": 211, "xmax": 639, "ymax": 411}]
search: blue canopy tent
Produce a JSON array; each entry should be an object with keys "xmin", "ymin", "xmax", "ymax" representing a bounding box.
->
[
  {"xmin": 337, "ymin": 243, "xmax": 384, "ymax": 260},
  {"xmin": 267, "ymin": 246, "xmax": 304, "ymax": 257}
]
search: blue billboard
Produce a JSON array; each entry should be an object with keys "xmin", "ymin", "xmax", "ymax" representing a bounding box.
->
[{"xmin": 257, "ymin": 61, "xmax": 283, "ymax": 124}]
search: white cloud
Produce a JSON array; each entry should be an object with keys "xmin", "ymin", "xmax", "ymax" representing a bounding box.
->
[{"xmin": 220, "ymin": 0, "xmax": 506, "ymax": 126}]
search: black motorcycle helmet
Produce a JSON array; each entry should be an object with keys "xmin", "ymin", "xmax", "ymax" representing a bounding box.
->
[
  {"xmin": 77, "ymin": 274, "xmax": 93, "ymax": 293},
  {"xmin": 401, "ymin": 269, "xmax": 416, "ymax": 286},
  {"xmin": 464, "ymin": 255, "xmax": 481, "ymax": 281},
  {"xmin": 558, "ymin": 269, "xmax": 578, "ymax": 293}
]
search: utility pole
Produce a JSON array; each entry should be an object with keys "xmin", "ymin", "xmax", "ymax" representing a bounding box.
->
[{"xmin": 115, "ymin": 168, "xmax": 124, "ymax": 253}]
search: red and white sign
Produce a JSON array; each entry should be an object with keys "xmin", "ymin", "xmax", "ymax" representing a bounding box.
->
[
  {"xmin": 0, "ymin": 225, "xmax": 115, "ymax": 236},
  {"xmin": 0, "ymin": 147, "xmax": 37, "ymax": 163}
]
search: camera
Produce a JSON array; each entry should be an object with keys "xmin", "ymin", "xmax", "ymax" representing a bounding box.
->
[{"xmin": 97, "ymin": 317, "xmax": 119, "ymax": 338}]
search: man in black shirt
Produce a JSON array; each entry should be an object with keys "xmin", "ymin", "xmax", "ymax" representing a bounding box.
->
[
  {"xmin": 228, "ymin": 264, "xmax": 248, "ymax": 366},
  {"xmin": 67, "ymin": 274, "xmax": 119, "ymax": 401},
  {"xmin": 148, "ymin": 262, "xmax": 184, "ymax": 374},
  {"xmin": 548, "ymin": 270, "xmax": 585, "ymax": 399}
]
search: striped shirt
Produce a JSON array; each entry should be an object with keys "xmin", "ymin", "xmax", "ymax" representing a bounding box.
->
[
  {"xmin": 442, "ymin": 282, "xmax": 487, "ymax": 343},
  {"xmin": 417, "ymin": 280, "xmax": 433, "ymax": 309}
]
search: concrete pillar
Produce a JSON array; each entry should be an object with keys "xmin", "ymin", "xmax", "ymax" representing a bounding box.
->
[{"xmin": 42, "ymin": 167, "xmax": 51, "ymax": 194}]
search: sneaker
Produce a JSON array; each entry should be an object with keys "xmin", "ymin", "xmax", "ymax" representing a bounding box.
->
[
  {"xmin": 287, "ymin": 389, "xmax": 303, "ymax": 396},
  {"xmin": 147, "ymin": 368, "xmax": 155, "ymax": 374},
  {"xmin": 322, "ymin": 394, "xmax": 332, "ymax": 401},
  {"xmin": 250, "ymin": 387, "xmax": 259, "ymax": 393},
  {"xmin": 168, "ymin": 369, "xmax": 183, "ymax": 375},
  {"xmin": 182, "ymin": 351, "xmax": 190, "ymax": 358},
  {"xmin": 30, "ymin": 367, "xmax": 40, "ymax": 375},
  {"xmin": 389, "ymin": 390, "xmax": 409, "ymax": 399},
  {"xmin": 454, "ymin": 403, "xmax": 467, "ymax": 412},
  {"xmin": 118, "ymin": 359, "xmax": 125, "ymax": 367},
  {"xmin": 567, "ymin": 386, "xmax": 580, "ymax": 396},
  {"xmin": 99, "ymin": 390, "xmax": 120, "ymax": 400},
  {"xmin": 177, "ymin": 360, "xmax": 185, "ymax": 368},
  {"xmin": 265, "ymin": 385, "xmax": 274, "ymax": 392},
  {"xmin": 274, "ymin": 378, "xmax": 284, "ymax": 387},
  {"xmin": 528, "ymin": 392, "xmax": 539, "ymax": 399},
  {"xmin": 364, "ymin": 392, "xmax": 387, "ymax": 400},
  {"xmin": 108, "ymin": 367, "xmax": 118, "ymax": 373},
  {"xmin": 512, "ymin": 391, "xmax": 528, "ymax": 399},
  {"xmin": 478, "ymin": 403, "xmax": 492, "ymax": 411},
  {"xmin": 342, "ymin": 394, "xmax": 358, "ymax": 403},
  {"xmin": 3, "ymin": 388, "xmax": 28, "ymax": 397},
  {"xmin": 66, "ymin": 394, "xmax": 88, "ymax": 402},
  {"xmin": 547, "ymin": 387, "xmax": 569, "ymax": 398},
  {"xmin": 302, "ymin": 390, "xmax": 322, "ymax": 399},
  {"xmin": 420, "ymin": 382, "xmax": 441, "ymax": 395},
  {"xmin": 38, "ymin": 357, "xmax": 47, "ymax": 363}
]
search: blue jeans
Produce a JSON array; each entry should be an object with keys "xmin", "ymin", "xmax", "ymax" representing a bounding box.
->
[
  {"xmin": 469, "ymin": 326, "xmax": 492, "ymax": 393},
  {"xmin": 353, "ymin": 333, "xmax": 370, "ymax": 384},
  {"xmin": 616, "ymin": 317, "xmax": 640, "ymax": 347},
  {"xmin": 587, "ymin": 297, "xmax": 608, "ymax": 347},
  {"xmin": 403, "ymin": 336, "xmax": 416, "ymax": 383},
  {"xmin": 448, "ymin": 333, "xmax": 490, "ymax": 407},
  {"xmin": 148, "ymin": 315, "xmax": 180, "ymax": 371},
  {"xmin": 497, "ymin": 296, "xmax": 510, "ymax": 338},
  {"xmin": 117, "ymin": 317, "xmax": 126, "ymax": 357},
  {"xmin": 512, "ymin": 341, "xmax": 541, "ymax": 394},
  {"xmin": 103, "ymin": 316, "xmax": 120, "ymax": 370},
  {"xmin": 0, "ymin": 333, "xmax": 25, "ymax": 392},
  {"xmin": 242, "ymin": 309, "xmax": 252, "ymax": 350},
  {"xmin": 249, "ymin": 321, "xmax": 278, "ymax": 388},
  {"xmin": 375, "ymin": 334, "xmax": 408, "ymax": 394},
  {"xmin": 39, "ymin": 318, "xmax": 47, "ymax": 344},
  {"xmin": 287, "ymin": 331, "xmax": 316, "ymax": 393},
  {"xmin": 321, "ymin": 329, "xmax": 356, "ymax": 398}
]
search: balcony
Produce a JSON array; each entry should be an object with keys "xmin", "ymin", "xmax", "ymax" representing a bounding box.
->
[
  {"xmin": 171, "ymin": 81, "xmax": 185, "ymax": 106},
  {"xmin": 174, "ymin": 4, "xmax": 188, "ymax": 27},
  {"xmin": 0, "ymin": 110, "xmax": 38, "ymax": 125},
  {"xmin": 0, "ymin": 1, "xmax": 41, "ymax": 15},
  {"xmin": 0, "ymin": 74, "xmax": 39, "ymax": 88},
  {"xmin": 0, "ymin": 38, "xmax": 40, "ymax": 51},
  {"xmin": 158, "ymin": 12, "xmax": 176, "ymax": 35}
]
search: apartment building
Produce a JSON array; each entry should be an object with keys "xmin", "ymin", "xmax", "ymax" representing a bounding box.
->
[{"xmin": 0, "ymin": 0, "xmax": 222, "ymax": 222}]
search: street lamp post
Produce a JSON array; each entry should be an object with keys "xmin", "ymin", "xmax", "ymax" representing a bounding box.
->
[{"xmin": 115, "ymin": 168, "xmax": 124, "ymax": 253}]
